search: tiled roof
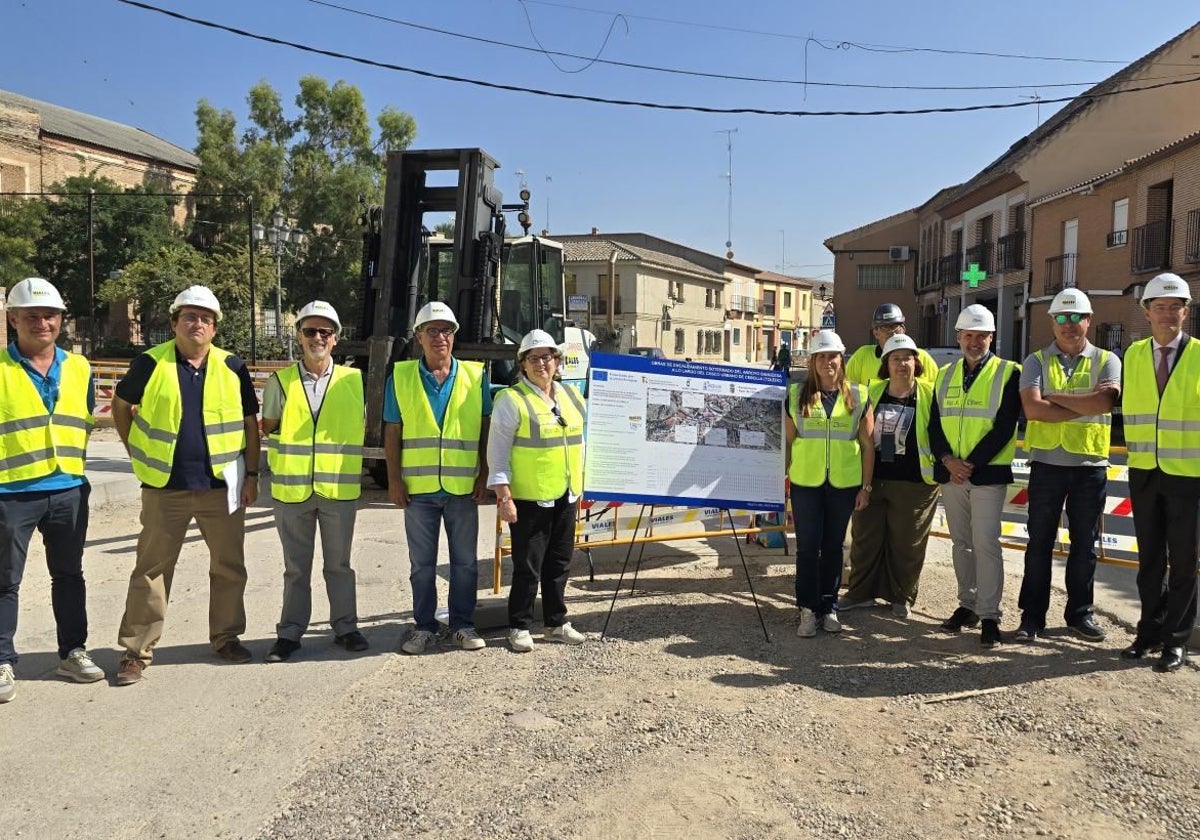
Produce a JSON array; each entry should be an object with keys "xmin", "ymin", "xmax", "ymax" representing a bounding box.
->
[
  {"xmin": 0, "ymin": 89, "xmax": 199, "ymax": 171},
  {"xmin": 1031, "ymin": 128, "xmax": 1200, "ymax": 206},
  {"xmin": 560, "ymin": 236, "xmax": 726, "ymax": 280}
]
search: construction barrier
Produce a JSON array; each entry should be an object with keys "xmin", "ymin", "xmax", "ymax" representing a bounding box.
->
[{"xmin": 91, "ymin": 360, "xmax": 284, "ymax": 425}]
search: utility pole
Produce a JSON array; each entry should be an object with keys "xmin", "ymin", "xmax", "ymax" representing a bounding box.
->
[{"xmin": 717, "ymin": 128, "xmax": 738, "ymax": 259}]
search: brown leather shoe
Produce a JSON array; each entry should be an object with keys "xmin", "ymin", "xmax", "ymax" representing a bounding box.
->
[
  {"xmin": 215, "ymin": 640, "xmax": 252, "ymax": 663},
  {"xmin": 116, "ymin": 658, "xmax": 145, "ymax": 686}
]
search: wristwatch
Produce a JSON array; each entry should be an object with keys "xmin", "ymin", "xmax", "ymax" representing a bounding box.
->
[{"xmin": 862, "ymin": 484, "xmax": 873, "ymax": 493}]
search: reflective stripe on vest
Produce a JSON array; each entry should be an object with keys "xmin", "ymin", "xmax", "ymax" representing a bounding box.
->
[
  {"xmin": 0, "ymin": 351, "xmax": 94, "ymax": 482},
  {"xmin": 787, "ymin": 382, "xmax": 866, "ymax": 489},
  {"xmin": 934, "ymin": 355, "xmax": 1019, "ymax": 467},
  {"xmin": 127, "ymin": 341, "xmax": 246, "ymax": 487},
  {"xmin": 505, "ymin": 381, "xmax": 586, "ymax": 501},
  {"xmin": 867, "ymin": 378, "xmax": 935, "ymax": 484},
  {"xmin": 1122, "ymin": 337, "xmax": 1200, "ymax": 476},
  {"xmin": 393, "ymin": 359, "xmax": 484, "ymax": 495},
  {"xmin": 268, "ymin": 364, "xmax": 365, "ymax": 502},
  {"xmin": 1024, "ymin": 347, "xmax": 1112, "ymax": 458}
]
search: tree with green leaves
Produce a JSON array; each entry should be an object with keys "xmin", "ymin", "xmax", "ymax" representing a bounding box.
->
[{"xmin": 0, "ymin": 197, "xmax": 47, "ymax": 286}]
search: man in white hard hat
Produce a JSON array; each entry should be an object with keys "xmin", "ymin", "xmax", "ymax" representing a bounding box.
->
[
  {"xmin": 1016, "ymin": 289, "xmax": 1120, "ymax": 645},
  {"xmin": 0, "ymin": 278, "xmax": 102, "ymax": 703},
  {"xmin": 260, "ymin": 301, "xmax": 367, "ymax": 662},
  {"xmin": 845, "ymin": 303, "xmax": 939, "ymax": 388},
  {"xmin": 385, "ymin": 301, "xmax": 491, "ymax": 654},
  {"xmin": 1121, "ymin": 272, "xmax": 1200, "ymax": 672},
  {"xmin": 112, "ymin": 285, "xmax": 261, "ymax": 685},
  {"xmin": 929, "ymin": 303, "xmax": 1021, "ymax": 648}
]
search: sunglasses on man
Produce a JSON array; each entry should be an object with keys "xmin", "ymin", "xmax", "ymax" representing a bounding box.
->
[
  {"xmin": 1053, "ymin": 313, "xmax": 1085, "ymax": 325},
  {"xmin": 301, "ymin": 327, "xmax": 336, "ymax": 339}
]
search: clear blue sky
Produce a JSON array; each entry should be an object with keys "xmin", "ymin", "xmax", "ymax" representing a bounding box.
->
[{"xmin": 6, "ymin": 1, "xmax": 1199, "ymax": 280}]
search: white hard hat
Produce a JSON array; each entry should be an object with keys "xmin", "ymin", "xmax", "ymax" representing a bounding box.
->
[
  {"xmin": 169, "ymin": 285, "xmax": 222, "ymax": 321},
  {"xmin": 413, "ymin": 301, "xmax": 459, "ymax": 331},
  {"xmin": 518, "ymin": 329, "xmax": 561, "ymax": 358},
  {"xmin": 955, "ymin": 304, "xmax": 995, "ymax": 332},
  {"xmin": 881, "ymin": 333, "xmax": 919, "ymax": 359},
  {"xmin": 1141, "ymin": 272, "xmax": 1191, "ymax": 308},
  {"xmin": 7, "ymin": 277, "xmax": 66, "ymax": 311},
  {"xmin": 809, "ymin": 330, "xmax": 846, "ymax": 355},
  {"xmin": 1048, "ymin": 289, "xmax": 1093, "ymax": 316},
  {"xmin": 296, "ymin": 300, "xmax": 341, "ymax": 332}
]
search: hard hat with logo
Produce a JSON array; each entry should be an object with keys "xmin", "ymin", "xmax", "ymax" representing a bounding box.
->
[
  {"xmin": 169, "ymin": 285, "xmax": 222, "ymax": 321},
  {"xmin": 413, "ymin": 301, "xmax": 459, "ymax": 331},
  {"xmin": 881, "ymin": 333, "xmax": 919, "ymax": 361},
  {"xmin": 1047, "ymin": 289, "xmax": 1093, "ymax": 316},
  {"xmin": 1140, "ymin": 272, "xmax": 1191, "ymax": 308},
  {"xmin": 517, "ymin": 329, "xmax": 562, "ymax": 359},
  {"xmin": 809, "ymin": 330, "xmax": 846, "ymax": 355},
  {"xmin": 295, "ymin": 300, "xmax": 341, "ymax": 332},
  {"xmin": 6, "ymin": 277, "xmax": 66, "ymax": 311},
  {"xmin": 871, "ymin": 303, "xmax": 906, "ymax": 328},
  {"xmin": 955, "ymin": 304, "xmax": 996, "ymax": 332}
]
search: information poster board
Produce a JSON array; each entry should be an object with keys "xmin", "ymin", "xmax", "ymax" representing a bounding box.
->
[{"xmin": 584, "ymin": 353, "xmax": 787, "ymax": 511}]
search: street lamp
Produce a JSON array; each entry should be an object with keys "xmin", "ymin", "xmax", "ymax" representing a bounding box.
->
[
  {"xmin": 252, "ymin": 210, "xmax": 306, "ymax": 360},
  {"xmin": 815, "ymin": 283, "xmax": 832, "ymax": 302}
]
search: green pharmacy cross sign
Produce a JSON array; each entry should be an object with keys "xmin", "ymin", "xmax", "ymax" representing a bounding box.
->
[{"xmin": 962, "ymin": 263, "xmax": 987, "ymax": 288}]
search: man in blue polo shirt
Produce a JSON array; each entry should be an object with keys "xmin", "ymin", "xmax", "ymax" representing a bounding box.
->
[
  {"xmin": 384, "ymin": 302, "xmax": 492, "ymax": 655},
  {"xmin": 1, "ymin": 278, "xmax": 101, "ymax": 703}
]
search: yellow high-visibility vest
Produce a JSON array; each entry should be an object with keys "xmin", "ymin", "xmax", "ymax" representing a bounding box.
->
[
  {"xmin": 1024, "ymin": 348, "xmax": 1111, "ymax": 458},
  {"xmin": 503, "ymin": 381, "xmax": 586, "ymax": 501},
  {"xmin": 1123, "ymin": 337, "xmax": 1200, "ymax": 476},
  {"xmin": 393, "ymin": 359, "xmax": 484, "ymax": 495},
  {"xmin": 934, "ymin": 355, "xmax": 1019, "ymax": 466},
  {"xmin": 867, "ymin": 379, "xmax": 935, "ymax": 484},
  {"xmin": 788, "ymin": 382, "xmax": 867, "ymax": 489},
  {"xmin": 128, "ymin": 341, "xmax": 246, "ymax": 487},
  {"xmin": 268, "ymin": 363, "xmax": 365, "ymax": 502},
  {"xmin": 0, "ymin": 350, "xmax": 93, "ymax": 483}
]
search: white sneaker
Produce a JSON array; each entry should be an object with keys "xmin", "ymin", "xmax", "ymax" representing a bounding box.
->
[
  {"xmin": 508, "ymin": 628, "xmax": 535, "ymax": 653},
  {"xmin": 797, "ymin": 608, "xmax": 818, "ymax": 638},
  {"xmin": 544, "ymin": 622, "xmax": 586, "ymax": 645},
  {"xmin": 891, "ymin": 601, "xmax": 910, "ymax": 619},
  {"xmin": 401, "ymin": 629, "xmax": 437, "ymax": 655},
  {"xmin": 452, "ymin": 628, "xmax": 486, "ymax": 651},
  {"xmin": 0, "ymin": 663, "xmax": 14, "ymax": 703},
  {"xmin": 821, "ymin": 613, "xmax": 842, "ymax": 633},
  {"xmin": 56, "ymin": 648, "xmax": 105, "ymax": 683}
]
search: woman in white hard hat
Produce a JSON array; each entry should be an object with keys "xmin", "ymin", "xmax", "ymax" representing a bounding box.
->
[
  {"xmin": 487, "ymin": 329, "xmax": 588, "ymax": 652},
  {"xmin": 838, "ymin": 333, "xmax": 940, "ymax": 619},
  {"xmin": 785, "ymin": 330, "xmax": 874, "ymax": 638}
]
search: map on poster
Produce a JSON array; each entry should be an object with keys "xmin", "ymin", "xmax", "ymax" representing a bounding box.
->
[{"xmin": 584, "ymin": 353, "xmax": 787, "ymax": 511}]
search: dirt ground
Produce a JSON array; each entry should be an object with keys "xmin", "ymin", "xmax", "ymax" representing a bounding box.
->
[{"xmin": 4, "ymin": 482, "xmax": 1199, "ymax": 840}]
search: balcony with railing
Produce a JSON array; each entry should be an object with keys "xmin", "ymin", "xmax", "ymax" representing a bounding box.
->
[
  {"xmin": 1131, "ymin": 219, "xmax": 1171, "ymax": 272},
  {"xmin": 1186, "ymin": 209, "xmax": 1200, "ymax": 264},
  {"xmin": 965, "ymin": 241, "xmax": 993, "ymax": 276},
  {"xmin": 938, "ymin": 253, "xmax": 963, "ymax": 286},
  {"xmin": 996, "ymin": 230, "xmax": 1025, "ymax": 271},
  {"xmin": 1044, "ymin": 253, "xmax": 1077, "ymax": 296},
  {"xmin": 729, "ymin": 294, "xmax": 758, "ymax": 313},
  {"xmin": 917, "ymin": 259, "xmax": 941, "ymax": 292}
]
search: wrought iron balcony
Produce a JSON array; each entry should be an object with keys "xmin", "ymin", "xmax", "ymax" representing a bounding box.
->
[
  {"xmin": 1044, "ymin": 253, "xmax": 1077, "ymax": 296},
  {"xmin": 1186, "ymin": 209, "xmax": 1200, "ymax": 264},
  {"xmin": 730, "ymin": 294, "xmax": 758, "ymax": 312},
  {"xmin": 996, "ymin": 231, "xmax": 1025, "ymax": 271},
  {"xmin": 1131, "ymin": 219, "xmax": 1171, "ymax": 272},
  {"xmin": 938, "ymin": 253, "xmax": 963, "ymax": 286},
  {"xmin": 916, "ymin": 259, "xmax": 941, "ymax": 292},
  {"xmin": 965, "ymin": 241, "xmax": 993, "ymax": 275}
]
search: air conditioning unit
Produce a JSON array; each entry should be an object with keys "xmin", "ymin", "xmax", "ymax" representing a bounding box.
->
[{"xmin": 888, "ymin": 245, "xmax": 911, "ymax": 261}]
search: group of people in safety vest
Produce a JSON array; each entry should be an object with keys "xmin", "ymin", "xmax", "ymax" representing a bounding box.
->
[
  {"xmin": 787, "ymin": 271, "xmax": 1200, "ymax": 673},
  {"xmin": 0, "ymin": 280, "xmax": 586, "ymax": 704}
]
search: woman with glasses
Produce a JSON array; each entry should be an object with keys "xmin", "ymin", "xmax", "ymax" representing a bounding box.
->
[{"xmin": 487, "ymin": 330, "xmax": 588, "ymax": 652}]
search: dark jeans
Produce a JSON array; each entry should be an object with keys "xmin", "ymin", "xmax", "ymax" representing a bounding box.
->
[
  {"xmin": 1018, "ymin": 462, "xmax": 1106, "ymax": 627},
  {"xmin": 508, "ymin": 496, "xmax": 576, "ymax": 630},
  {"xmin": 1128, "ymin": 468, "xmax": 1200, "ymax": 649},
  {"xmin": 791, "ymin": 482, "xmax": 857, "ymax": 615},
  {"xmin": 0, "ymin": 483, "xmax": 91, "ymax": 665}
]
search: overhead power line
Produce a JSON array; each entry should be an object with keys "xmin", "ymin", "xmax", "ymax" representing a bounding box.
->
[{"xmin": 115, "ymin": 0, "xmax": 1200, "ymax": 118}]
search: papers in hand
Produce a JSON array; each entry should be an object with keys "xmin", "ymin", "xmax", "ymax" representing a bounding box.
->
[{"xmin": 223, "ymin": 455, "xmax": 246, "ymax": 514}]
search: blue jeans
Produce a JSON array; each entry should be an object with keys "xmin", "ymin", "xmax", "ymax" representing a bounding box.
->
[
  {"xmin": 404, "ymin": 493, "xmax": 479, "ymax": 632},
  {"xmin": 1018, "ymin": 462, "xmax": 1106, "ymax": 627},
  {"xmin": 791, "ymin": 482, "xmax": 857, "ymax": 614}
]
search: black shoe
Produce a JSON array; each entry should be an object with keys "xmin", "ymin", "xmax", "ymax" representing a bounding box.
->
[
  {"xmin": 215, "ymin": 640, "xmax": 253, "ymax": 663},
  {"xmin": 1120, "ymin": 639, "xmax": 1163, "ymax": 660},
  {"xmin": 980, "ymin": 619, "xmax": 1003, "ymax": 648},
  {"xmin": 334, "ymin": 631, "xmax": 369, "ymax": 652},
  {"xmin": 266, "ymin": 638, "xmax": 301, "ymax": 663},
  {"xmin": 940, "ymin": 607, "xmax": 980, "ymax": 633},
  {"xmin": 1014, "ymin": 620, "xmax": 1042, "ymax": 644},
  {"xmin": 1067, "ymin": 616, "xmax": 1106, "ymax": 642},
  {"xmin": 1153, "ymin": 647, "xmax": 1188, "ymax": 673}
]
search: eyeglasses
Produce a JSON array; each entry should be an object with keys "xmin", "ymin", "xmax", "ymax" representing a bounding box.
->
[
  {"xmin": 179, "ymin": 312, "xmax": 216, "ymax": 325},
  {"xmin": 422, "ymin": 326, "xmax": 456, "ymax": 338},
  {"xmin": 1053, "ymin": 313, "xmax": 1085, "ymax": 324},
  {"xmin": 875, "ymin": 324, "xmax": 904, "ymax": 334},
  {"xmin": 525, "ymin": 353, "xmax": 557, "ymax": 365},
  {"xmin": 301, "ymin": 327, "xmax": 335, "ymax": 339}
]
